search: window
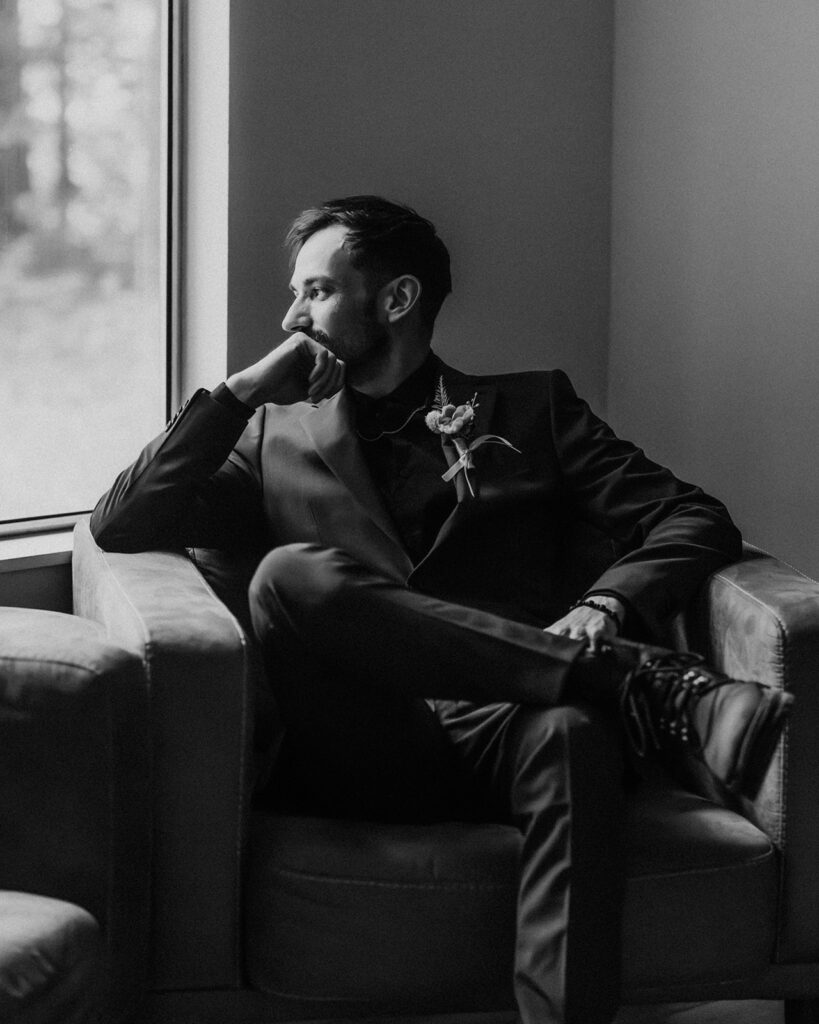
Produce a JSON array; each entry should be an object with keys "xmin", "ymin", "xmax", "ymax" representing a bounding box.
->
[{"xmin": 0, "ymin": 0, "xmax": 172, "ymax": 529}]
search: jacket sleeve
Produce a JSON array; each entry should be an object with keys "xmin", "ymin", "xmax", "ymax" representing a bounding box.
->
[
  {"xmin": 547, "ymin": 370, "xmax": 742, "ymax": 635},
  {"xmin": 91, "ymin": 389, "xmax": 266, "ymax": 553}
]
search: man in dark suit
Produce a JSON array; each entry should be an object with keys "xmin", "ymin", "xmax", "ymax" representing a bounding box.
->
[{"xmin": 92, "ymin": 196, "xmax": 791, "ymax": 1024}]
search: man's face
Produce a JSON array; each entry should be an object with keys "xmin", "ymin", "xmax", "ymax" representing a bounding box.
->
[{"xmin": 282, "ymin": 224, "xmax": 387, "ymax": 366}]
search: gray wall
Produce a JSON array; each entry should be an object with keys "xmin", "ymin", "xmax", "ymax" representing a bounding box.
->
[
  {"xmin": 609, "ymin": 1, "xmax": 819, "ymax": 576},
  {"xmin": 228, "ymin": 0, "xmax": 614, "ymax": 408}
]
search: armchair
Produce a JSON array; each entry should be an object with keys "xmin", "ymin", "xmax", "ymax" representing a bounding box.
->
[
  {"xmin": 72, "ymin": 517, "xmax": 819, "ymax": 1024},
  {"xmin": 0, "ymin": 605, "xmax": 150, "ymax": 1023}
]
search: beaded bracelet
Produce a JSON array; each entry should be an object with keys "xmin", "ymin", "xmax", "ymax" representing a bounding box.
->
[{"xmin": 569, "ymin": 598, "xmax": 622, "ymax": 634}]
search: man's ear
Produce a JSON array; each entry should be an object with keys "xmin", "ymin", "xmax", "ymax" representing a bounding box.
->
[{"xmin": 380, "ymin": 275, "xmax": 422, "ymax": 324}]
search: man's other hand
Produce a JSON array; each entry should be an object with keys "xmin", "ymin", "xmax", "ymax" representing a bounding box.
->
[
  {"xmin": 544, "ymin": 595, "xmax": 625, "ymax": 653},
  {"xmin": 226, "ymin": 333, "xmax": 346, "ymax": 408}
]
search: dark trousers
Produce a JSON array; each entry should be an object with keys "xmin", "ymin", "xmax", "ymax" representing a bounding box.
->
[{"xmin": 248, "ymin": 543, "xmax": 625, "ymax": 1024}]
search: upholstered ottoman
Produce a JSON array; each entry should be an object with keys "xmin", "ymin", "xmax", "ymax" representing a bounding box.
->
[
  {"xmin": 0, "ymin": 607, "xmax": 151, "ymax": 1023},
  {"xmin": 0, "ymin": 891, "xmax": 101, "ymax": 1024}
]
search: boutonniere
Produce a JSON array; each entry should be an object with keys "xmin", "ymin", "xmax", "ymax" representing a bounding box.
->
[{"xmin": 425, "ymin": 376, "xmax": 520, "ymax": 499}]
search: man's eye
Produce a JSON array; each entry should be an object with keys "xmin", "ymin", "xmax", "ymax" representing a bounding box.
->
[{"xmin": 310, "ymin": 287, "xmax": 329, "ymax": 299}]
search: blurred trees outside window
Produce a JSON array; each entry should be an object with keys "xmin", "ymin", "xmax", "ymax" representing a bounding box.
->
[{"xmin": 0, "ymin": 0, "xmax": 166, "ymax": 522}]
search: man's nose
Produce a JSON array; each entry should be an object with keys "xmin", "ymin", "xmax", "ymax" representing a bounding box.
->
[{"xmin": 282, "ymin": 297, "xmax": 310, "ymax": 333}]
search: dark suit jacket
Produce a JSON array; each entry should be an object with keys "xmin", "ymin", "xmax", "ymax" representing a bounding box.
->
[{"xmin": 91, "ymin": 356, "xmax": 742, "ymax": 639}]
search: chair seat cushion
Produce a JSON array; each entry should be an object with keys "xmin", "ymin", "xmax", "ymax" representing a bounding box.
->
[
  {"xmin": 244, "ymin": 779, "xmax": 777, "ymax": 1012},
  {"xmin": 0, "ymin": 892, "xmax": 101, "ymax": 1024}
]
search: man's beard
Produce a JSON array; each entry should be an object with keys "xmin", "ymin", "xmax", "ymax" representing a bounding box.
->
[{"xmin": 309, "ymin": 305, "xmax": 388, "ymax": 368}]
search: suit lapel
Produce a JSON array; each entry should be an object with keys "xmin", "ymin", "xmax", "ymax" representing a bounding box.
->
[{"xmin": 300, "ymin": 389, "xmax": 410, "ymax": 560}]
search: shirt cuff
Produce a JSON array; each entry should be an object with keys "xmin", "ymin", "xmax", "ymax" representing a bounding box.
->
[{"xmin": 211, "ymin": 382, "xmax": 255, "ymax": 419}]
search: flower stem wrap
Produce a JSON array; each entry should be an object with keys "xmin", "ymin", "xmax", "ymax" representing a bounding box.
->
[{"xmin": 441, "ymin": 435, "xmax": 522, "ymax": 497}]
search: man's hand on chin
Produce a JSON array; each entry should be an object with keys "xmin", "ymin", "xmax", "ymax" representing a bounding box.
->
[
  {"xmin": 544, "ymin": 594, "xmax": 625, "ymax": 653},
  {"xmin": 226, "ymin": 333, "xmax": 346, "ymax": 408}
]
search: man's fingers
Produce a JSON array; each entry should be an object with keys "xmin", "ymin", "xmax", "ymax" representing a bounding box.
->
[
  {"xmin": 586, "ymin": 620, "xmax": 617, "ymax": 654},
  {"xmin": 310, "ymin": 361, "xmax": 336, "ymax": 394},
  {"xmin": 308, "ymin": 348, "xmax": 335, "ymax": 387},
  {"xmin": 308, "ymin": 354, "xmax": 345, "ymax": 401},
  {"xmin": 308, "ymin": 348, "xmax": 329, "ymax": 382},
  {"xmin": 543, "ymin": 611, "xmax": 613, "ymax": 653},
  {"xmin": 325, "ymin": 362, "xmax": 345, "ymax": 396},
  {"xmin": 587, "ymin": 631, "xmax": 605, "ymax": 653}
]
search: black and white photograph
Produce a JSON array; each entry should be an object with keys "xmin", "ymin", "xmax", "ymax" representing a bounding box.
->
[{"xmin": 1, "ymin": 4, "xmax": 818, "ymax": 1024}]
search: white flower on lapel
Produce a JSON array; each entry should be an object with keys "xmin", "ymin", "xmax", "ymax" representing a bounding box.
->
[
  {"xmin": 424, "ymin": 401, "xmax": 476, "ymax": 436},
  {"xmin": 424, "ymin": 377, "xmax": 478, "ymax": 439},
  {"xmin": 426, "ymin": 376, "xmax": 520, "ymax": 499}
]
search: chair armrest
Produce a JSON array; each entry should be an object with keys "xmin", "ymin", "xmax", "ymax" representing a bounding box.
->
[
  {"xmin": 72, "ymin": 517, "xmax": 252, "ymax": 991},
  {"xmin": 0, "ymin": 606, "xmax": 149, "ymax": 1022},
  {"xmin": 681, "ymin": 546, "xmax": 819, "ymax": 963}
]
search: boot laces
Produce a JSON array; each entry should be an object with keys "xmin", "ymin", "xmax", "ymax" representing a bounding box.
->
[{"xmin": 619, "ymin": 651, "xmax": 734, "ymax": 759}]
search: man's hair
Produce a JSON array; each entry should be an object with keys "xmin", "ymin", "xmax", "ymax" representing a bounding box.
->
[{"xmin": 285, "ymin": 195, "xmax": 452, "ymax": 330}]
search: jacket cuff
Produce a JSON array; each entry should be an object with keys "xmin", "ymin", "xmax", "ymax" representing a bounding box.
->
[{"xmin": 210, "ymin": 382, "xmax": 255, "ymax": 419}]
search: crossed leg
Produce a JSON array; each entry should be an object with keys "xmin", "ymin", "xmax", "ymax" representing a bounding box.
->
[{"xmin": 248, "ymin": 543, "xmax": 625, "ymax": 1024}]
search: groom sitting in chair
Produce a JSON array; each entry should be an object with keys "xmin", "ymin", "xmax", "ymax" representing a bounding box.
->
[{"xmin": 91, "ymin": 195, "xmax": 792, "ymax": 1024}]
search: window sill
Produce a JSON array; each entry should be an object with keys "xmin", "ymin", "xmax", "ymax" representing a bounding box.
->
[{"xmin": 0, "ymin": 530, "xmax": 73, "ymax": 574}]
